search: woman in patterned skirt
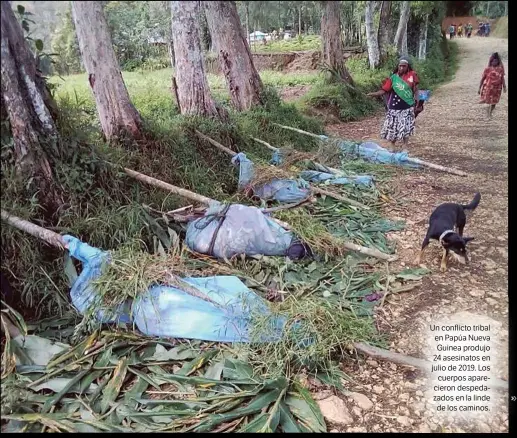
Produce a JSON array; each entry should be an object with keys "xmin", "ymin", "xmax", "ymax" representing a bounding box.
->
[
  {"xmin": 478, "ymin": 52, "xmax": 506, "ymax": 118},
  {"xmin": 367, "ymin": 57, "xmax": 420, "ymax": 148}
]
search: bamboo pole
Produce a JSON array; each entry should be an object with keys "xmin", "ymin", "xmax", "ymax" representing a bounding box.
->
[
  {"xmin": 196, "ymin": 131, "xmax": 369, "ymax": 209},
  {"xmin": 272, "ymin": 123, "xmax": 468, "ymax": 177}
]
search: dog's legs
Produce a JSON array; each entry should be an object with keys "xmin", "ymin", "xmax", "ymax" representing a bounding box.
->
[
  {"xmin": 440, "ymin": 248, "xmax": 449, "ymax": 272},
  {"xmin": 416, "ymin": 236, "xmax": 430, "ymax": 265},
  {"xmin": 458, "ymin": 224, "xmax": 464, "ymax": 237}
]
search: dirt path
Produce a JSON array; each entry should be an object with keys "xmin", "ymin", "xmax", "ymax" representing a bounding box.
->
[{"xmin": 325, "ymin": 38, "xmax": 508, "ymax": 433}]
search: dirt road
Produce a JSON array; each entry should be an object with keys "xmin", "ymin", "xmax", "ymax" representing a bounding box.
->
[{"xmin": 326, "ymin": 37, "xmax": 508, "ymax": 433}]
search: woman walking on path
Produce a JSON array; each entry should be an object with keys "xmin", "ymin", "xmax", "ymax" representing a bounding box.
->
[
  {"xmin": 367, "ymin": 57, "xmax": 421, "ymax": 147},
  {"xmin": 478, "ymin": 52, "xmax": 506, "ymax": 118}
]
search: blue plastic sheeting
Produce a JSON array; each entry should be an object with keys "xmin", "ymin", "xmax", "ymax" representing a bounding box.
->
[
  {"xmin": 318, "ymin": 136, "xmax": 421, "ymax": 169},
  {"xmin": 300, "ymin": 170, "xmax": 374, "ymax": 186},
  {"xmin": 418, "ymin": 89, "xmax": 431, "ymax": 102},
  {"xmin": 185, "ymin": 201, "xmax": 301, "ymax": 259},
  {"xmin": 63, "ymin": 235, "xmax": 287, "ymax": 343},
  {"xmin": 64, "ymin": 235, "xmax": 132, "ymax": 324},
  {"xmin": 231, "ymin": 152, "xmax": 311, "ymax": 204}
]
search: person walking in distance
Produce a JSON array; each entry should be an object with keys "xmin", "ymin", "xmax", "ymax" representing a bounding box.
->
[{"xmin": 478, "ymin": 52, "xmax": 506, "ymax": 119}]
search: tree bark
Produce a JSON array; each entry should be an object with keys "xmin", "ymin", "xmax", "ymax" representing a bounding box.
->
[
  {"xmin": 365, "ymin": 1, "xmax": 380, "ymax": 69},
  {"xmin": 170, "ymin": 1, "xmax": 220, "ymax": 117},
  {"xmin": 203, "ymin": 1, "xmax": 264, "ymax": 111},
  {"xmin": 394, "ymin": 1, "xmax": 410, "ymax": 56},
  {"xmin": 321, "ymin": 1, "xmax": 354, "ymax": 84},
  {"xmin": 298, "ymin": 4, "xmax": 302, "ymax": 36},
  {"xmin": 378, "ymin": 0, "xmax": 392, "ymax": 62},
  {"xmin": 1, "ymin": 1, "xmax": 61, "ymax": 209},
  {"xmin": 418, "ymin": 15, "xmax": 429, "ymax": 60},
  {"xmin": 71, "ymin": 1, "xmax": 142, "ymax": 142}
]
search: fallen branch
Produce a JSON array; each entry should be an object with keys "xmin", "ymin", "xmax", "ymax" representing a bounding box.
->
[
  {"xmin": 353, "ymin": 342, "xmax": 508, "ymax": 391},
  {"xmin": 272, "ymin": 124, "xmax": 468, "ymax": 177}
]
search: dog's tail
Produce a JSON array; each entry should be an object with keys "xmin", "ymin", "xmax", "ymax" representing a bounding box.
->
[{"xmin": 462, "ymin": 192, "xmax": 481, "ymax": 211}]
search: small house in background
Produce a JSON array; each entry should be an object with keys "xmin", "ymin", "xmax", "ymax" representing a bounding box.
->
[{"xmin": 249, "ymin": 31, "xmax": 268, "ymax": 42}]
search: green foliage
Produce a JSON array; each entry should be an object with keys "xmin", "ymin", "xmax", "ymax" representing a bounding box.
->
[{"xmin": 251, "ymin": 35, "xmax": 321, "ymax": 53}]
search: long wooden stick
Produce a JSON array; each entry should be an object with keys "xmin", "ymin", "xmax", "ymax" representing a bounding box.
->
[
  {"xmin": 312, "ymin": 186, "xmax": 370, "ymax": 210},
  {"xmin": 196, "ymin": 132, "xmax": 369, "ymax": 209},
  {"xmin": 343, "ymin": 242, "xmax": 397, "ymax": 262},
  {"xmin": 272, "ymin": 123, "xmax": 468, "ymax": 177},
  {"xmin": 272, "ymin": 123, "xmax": 324, "ymax": 140},
  {"xmin": 353, "ymin": 342, "xmax": 508, "ymax": 391},
  {"xmin": 1, "ymin": 210, "xmax": 67, "ymax": 249},
  {"xmin": 1, "ymin": 210, "xmax": 223, "ymax": 309},
  {"xmin": 123, "ymin": 168, "xmax": 213, "ymax": 206},
  {"xmin": 195, "ymin": 130, "xmax": 237, "ymax": 156},
  {"xmin": 406, "ymin": 158, "xmax": 468, "ymax": 177}
]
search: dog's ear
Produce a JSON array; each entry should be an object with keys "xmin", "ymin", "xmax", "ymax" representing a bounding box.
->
[{"xmin": 463, "ymin": 237, "xmax": 475, "ymax": 244}]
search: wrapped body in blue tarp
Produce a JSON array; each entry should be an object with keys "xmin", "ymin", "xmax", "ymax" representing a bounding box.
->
[
  {"xmin": 271, "ymin": 149, "xmax": 375, "ymax": 186},
  {"xmin": 185, "ymin": 201, "xmax": 307, "ymax": 260},
  {"xmin": 63, "ymin": 235, "xmax": 287, "ymax": 343},
  {"xmin": 231, "ymin": 152, "xmax": 311, "ymax": 204},
  {"xmin": 318, "ymin": 136, "xmax": 421, "ymax": 169}
]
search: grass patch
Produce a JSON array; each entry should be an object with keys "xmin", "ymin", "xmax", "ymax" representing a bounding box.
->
[
  {"xmin": 250, "ymin": 35, "xmax": 321, "ymax": 53},
  {"xmin": 492, "ymin": 17, "xmax": 508, "ymax": 39}
]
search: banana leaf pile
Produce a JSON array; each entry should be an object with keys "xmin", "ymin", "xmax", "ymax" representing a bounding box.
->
[{"xmin": 1, "ymin": 325, "xmax": 328, "ymax": 433}]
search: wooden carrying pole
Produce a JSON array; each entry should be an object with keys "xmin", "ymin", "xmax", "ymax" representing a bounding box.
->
[
  {"xmin": 272, "ymin": 123, "xmax": 468, "ymax": 177},
  {"xmin": 1, "ymin": 210, "xmax": 67, "ymax": 249},
  {"xmin": 195, "ymin": 131, "xmax": 370, "ymax": 210}
]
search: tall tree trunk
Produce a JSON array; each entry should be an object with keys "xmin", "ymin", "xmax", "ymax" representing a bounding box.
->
[
  {"xmin": 245, "ymin": 2, "xmax": 250, "ymax": 45},
  {"xmin": 170, "ymin": 1, "xmax": 220, "ymax": 117},
  {"xmin": 71, "ymin": 1, "xmax": 142, "ymax": 142},
  {"xmin": 168, "ymin": 41, "xmax": 175, "ymax": 68},
  {"xmin": 1, "ymin": 1, "xmax": 61, "ymax": 209},
  {"xmin": 394, "ymin": 1, "xmax": 410, "ymax": 55},
  {"xmin": 378, "ymin": 0, "xmax": 392, "ymax": 62},
  {"xmin": 365, "ymin": 1, "xmax": 380, "ymax": 69},
  {"xmin": 418, "ymin": 15, "xmax": 429, "ymax": 60},
  {"xmin": 321, "ymin": 1, "xmax": 354, "ymax": 84},
  {"xmin": 203, "ymin": 1, "xmax": 264, "ymax": 111},
  {"xmin": 401, "ymin": 21, "xmax": 408, "ymax": 55},
  {"xmin": 298, "ymin": 4, "xmax": 302, "ymax": 36}
]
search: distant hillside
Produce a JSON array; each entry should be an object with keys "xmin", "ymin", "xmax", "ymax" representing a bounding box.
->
[{"xmin": 11, "ymin": 1, "xmax": 68, "ymax": 49}]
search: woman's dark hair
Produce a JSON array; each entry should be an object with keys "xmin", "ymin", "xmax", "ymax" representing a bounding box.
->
[{"xmin": 489, "ymin": 52, "xmax": 501, "ymax": 66}]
